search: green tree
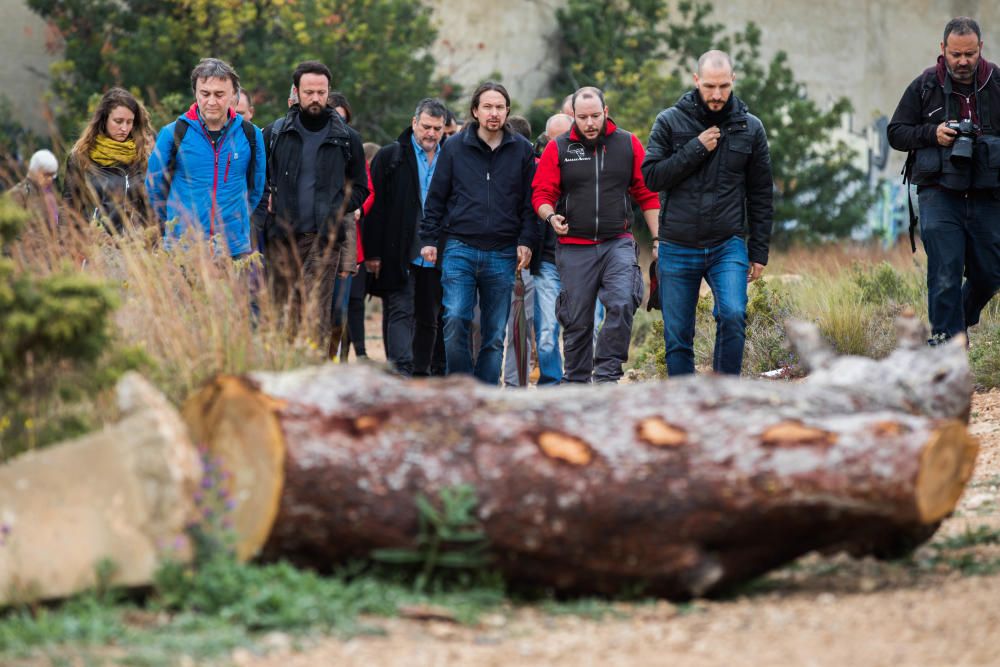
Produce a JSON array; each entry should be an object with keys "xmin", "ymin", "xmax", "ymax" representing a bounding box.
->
[
  {"xmin": 29, "ymin": 0, "xmax": 454, "ymax": 143},
  {"xmin": 0, "ymin": 198, "xmax": 123, "ymax": 457},
  {"xmin": 546, "ymin": 0, "xmax": 874, "ymax": 244}
]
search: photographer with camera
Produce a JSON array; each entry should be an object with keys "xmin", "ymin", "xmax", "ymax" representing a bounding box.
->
[{"xmin": 889, "ymin": 17, "xmax": 1000, "ymax": 345}]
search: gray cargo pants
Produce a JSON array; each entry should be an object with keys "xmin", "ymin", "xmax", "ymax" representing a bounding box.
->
[{"xmin": 555, "ymin": 236, "xmax": 643, "ymax": 383}]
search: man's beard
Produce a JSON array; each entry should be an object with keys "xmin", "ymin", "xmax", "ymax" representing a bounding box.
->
[
  {"xmin": 579, "ymin": 120, "xmax": 607, "ymax": 147},
  {"xmin": 948, "ymin": 62, "xmax": 976, "ymax": 83},
  {"xmin": 303, "ymin": 103, "xmax": 326, "ymax": 118}
]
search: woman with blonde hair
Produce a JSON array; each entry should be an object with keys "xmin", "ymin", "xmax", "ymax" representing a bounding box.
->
[{"xmin": 64, "ymin": 87, "xmax": 154, "ymax": 232}]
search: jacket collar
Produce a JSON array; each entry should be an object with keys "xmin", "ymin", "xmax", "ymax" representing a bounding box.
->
[
  {"xmin": 462, "ymin": 121, "xmax": 519, "ymax": 150},
  {"xmin": 935, "ymin": 55, "xmax": 994, "ymax": 92},
  {"xmin": 183, "ymin": 103, "xmax": 237, "ymax": 129},
  {"xmin": 676, "ymin": 89, "xmax": 748, "ymax": 124},
  {"xmin": 281, "ymin": 104, "xmax": 350, "ymax": 139}
]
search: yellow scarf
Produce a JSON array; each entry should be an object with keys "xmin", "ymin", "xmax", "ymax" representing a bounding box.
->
[{"xmin": 90, "ymin": 134, "xmax": 138, "ymax": 167}]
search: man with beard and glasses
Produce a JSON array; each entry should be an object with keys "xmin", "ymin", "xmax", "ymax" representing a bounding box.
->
[
  {"xmin": 642, "ymin": 50, "xmax": 773, "ymax": 377},
  {"xmin": 889, "ymin": 17, "xmax": 1000, "ymax": 346},
  {"xmin": 419, "ymin": 81, "xmax": 537, "ymax": 385},
  {"xmin": 532, "ymin": 87, "xmax": 659, "ymax": 384},
  {"xmin": 263, "ymin": 60, "xmax": 368, "ymax": 354}
]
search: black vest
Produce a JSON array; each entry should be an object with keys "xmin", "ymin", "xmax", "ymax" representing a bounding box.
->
[{"xmin": 555, "ymin": 128, "xmax": 636, "ymax": 241}]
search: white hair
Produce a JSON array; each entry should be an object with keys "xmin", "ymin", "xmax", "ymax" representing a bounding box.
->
[{"xmin": 28, "ymin": 149, "xmax": 58, "ymax": 175}]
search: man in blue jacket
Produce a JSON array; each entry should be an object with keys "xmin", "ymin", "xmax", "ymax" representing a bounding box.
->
[
  {"xmin": 419, "ymin": 82, "xmax": 537, "ymax": 384},
  {"xmin": 147, "ymin": 58, "xmax": 265, "ymax": 259}
]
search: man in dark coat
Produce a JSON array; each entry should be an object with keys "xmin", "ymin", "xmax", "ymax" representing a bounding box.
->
[
  {"xmin": 363, "ymin": 98, "xmax": 448, "ymax": 376},
  {"xmin": 642, "ymin": 50, "xmax": 774, "ymax": 377},
  {"xmin": 263, "ymin": 60, "xmax": 368, "ymax": 354},
  {"xmin": 888, "ymin": 16, "xmax": 1000, "ymax": 344}
]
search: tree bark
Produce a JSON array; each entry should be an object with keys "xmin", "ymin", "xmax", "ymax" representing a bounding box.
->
[{"xmin": 182, "ymin": 325, "xmax": 979, "ymax": 598}]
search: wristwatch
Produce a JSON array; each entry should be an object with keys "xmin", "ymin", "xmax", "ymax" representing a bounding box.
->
[{"xmin": 546, "ymin": 212, "xmax": 557, "ymax": 224}]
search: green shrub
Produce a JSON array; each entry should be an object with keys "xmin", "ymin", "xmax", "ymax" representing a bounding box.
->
[
  {"xmin": 743, "ymin": 278, "xmax": 798, "ymax": 374},
  {"xmin": 0, "ymin": 198, "xmax": 147, "ymax": 458},
  {"xmin": 851, "ymin": 261, "xmax": 923, "ymax": 307}
]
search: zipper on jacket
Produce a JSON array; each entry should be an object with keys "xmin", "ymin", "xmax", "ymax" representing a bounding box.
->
[
  {"xmin": 593, "ymin": 145, "xmax": 600, "ymax": 241},
  {"xmin": 224, "ymin": 153, "xmax": 232, "ymax": 184},
  {"xmin": 487, "ymin": 169, "xmax": 491, "ymax": 232}
]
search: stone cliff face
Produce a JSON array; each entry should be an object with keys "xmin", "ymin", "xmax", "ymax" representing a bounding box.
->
[{"xmin": 427, "ymin": 0, "xmax": 997, "ymax": 178}]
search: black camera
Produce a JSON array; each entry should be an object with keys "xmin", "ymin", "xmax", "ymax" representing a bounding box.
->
[{"xmin": 946, "ymin": 119, "xmax": 979, "ymax": 161}]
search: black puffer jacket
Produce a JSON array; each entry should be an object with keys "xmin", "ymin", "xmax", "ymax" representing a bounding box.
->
[
  {"xmin": 263, "ymin": 106, "xmax": 368, "ymax": 242},
  {"xmin": 63, "ymin": 154, "xmax": 148, "ymax": 232},
  {"xmin": 642, "ymin": 90, "xmax": 773, "ymax": 265}
]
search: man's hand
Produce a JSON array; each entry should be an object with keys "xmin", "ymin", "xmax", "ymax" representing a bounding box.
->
[
  {"xmin": 548, "ymin": 213, "xmax": 569, "ymax": 235},
  {"xmin": 420, "ymin": 245, "xmax": 437, "ymax": 265},
  {"xmin": 698, "ymin": 126, "xmax": 722, "ymax": 152},
  {"xmin": 353, "ymin": 208, "xmax": 361, "ymax": 223},
  {"xmin": 937, "ymin": 122, "xmax": 958, "ymax": 147},
  {"xmin": 364, "ymin": 258, "xmax": 381, "ymax": 278},
  {"xmin": 516, "ymin": 245, "xmax": 532, "ymax": 271},
  {"xmin": 748, "ymin": 262, "xmax": 765, "ymax": 283}
]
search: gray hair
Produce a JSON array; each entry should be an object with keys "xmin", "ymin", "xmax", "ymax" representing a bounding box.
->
[
  {"xmin": 544, "ymin": 113, "xmax": 573, "ymax": 136},
  {"xmin": 697, "ymin": 50, "xmax": 734, "ymax": 76},
  {"xmin": 413, "ymin": 97, "xmax": 448, "ymax": 120},
  {"xmin": 28, "ymin": 149, "xmax": 58, "ymax": 175},
  {"xmin": 190, "ymin": 58, "xmax": 240, "ymax": 94}
]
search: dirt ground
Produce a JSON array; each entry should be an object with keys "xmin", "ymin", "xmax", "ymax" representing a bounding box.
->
[{"xmin": 233, "ymin": 382, "xmax": 1000, "ymax": 667}]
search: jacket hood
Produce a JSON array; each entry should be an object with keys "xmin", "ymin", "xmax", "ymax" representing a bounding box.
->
[
  {"xmin": 933, "ymin": 55, "xmax": 995, "ymax": 90},
  {"xmin": 568, "ymin": 118, "xmax": 619, "ymax": 142},
  {"xmin": 676, "ymin": 89, "xmax": 749, "ymax": 121}
]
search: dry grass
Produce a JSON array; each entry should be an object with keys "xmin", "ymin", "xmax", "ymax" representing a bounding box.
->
[{"xmin": 10, "ymin": 213, "xmax": 329, "ymax": 410}]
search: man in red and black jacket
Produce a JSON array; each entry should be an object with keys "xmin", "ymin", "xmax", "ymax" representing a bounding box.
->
[{"xmin": 532, "ymin": 87, "xmax": 660, "ymax": 383}]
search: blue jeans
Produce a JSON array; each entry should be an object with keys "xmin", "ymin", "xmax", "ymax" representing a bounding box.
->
[
  {"xmin": 658, "ymin": 237, "xmax": 749, "ymax": 376},
  {"xmin": 918, "ymin": 187, "xmax": 1000, "ymax": 339},
  {"xmin": 441, "ymin": 239, "xmax": 517, "ymax": 384},
  {"xmin": 533, "ymin": 260, "xmax": 563, "ymax": 385}
]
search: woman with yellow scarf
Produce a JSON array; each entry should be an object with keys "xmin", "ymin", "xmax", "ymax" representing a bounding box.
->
[{"xmin": 64, "ymin": 88, "xmax": 154, "ymax": 232}]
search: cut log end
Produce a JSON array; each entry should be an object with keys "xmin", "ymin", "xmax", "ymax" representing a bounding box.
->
[
  {"xmin": 182, "ymin": 376, "xmax": 286, "ymax": 561},
  {"xmin": 915, "ymin": 420, "xmax": 980, "ymax": 523}
]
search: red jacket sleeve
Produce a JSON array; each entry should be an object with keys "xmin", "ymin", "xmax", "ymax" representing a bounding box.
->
[
  {"xmin": 361, "ymin": 162, "xmax": 374, "ymax": 217},
  {"xmin": 630, "ymin": 134, "xmax": 660, "ymax": 211},
  {"xmin": 530, "ymin": 140, "xmax": 562, "ymax": 213}
]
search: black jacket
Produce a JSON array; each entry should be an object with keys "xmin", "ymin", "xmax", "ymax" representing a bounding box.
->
[
  {"xmin": 888, "ymin": 57, "xmax": 1000, "ymax": 192},
  {"xmin": 263, "ymin": 106, "xmax": 368, "ymax": 242},
  {"xmin": 419, "ymin": 123, "xmax": 537, "ymax": 251},
  {"xmin": 363, "ymin": 127, "xmax": 431, "ymax": 294},
  {"xmin": 642, "ymin": 90, "xmax": 773, "ymax": 265},
  {"xmin": 64, "ymin": 153, "xmax": 148, "ymax": 232}
]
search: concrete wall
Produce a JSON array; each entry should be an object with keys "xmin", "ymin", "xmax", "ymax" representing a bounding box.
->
[
  {"xmin": 0, "ymin": 3, "xmax": 59, "ymax": 135},
  {"xmin": 7, "ymin": 0, "xmax": 1000, "ymax": 177}
]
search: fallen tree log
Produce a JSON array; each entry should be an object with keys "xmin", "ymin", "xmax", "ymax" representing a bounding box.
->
[
  {"xmin": 0, "ymin": 374, "xmax": 200, "ymax": 605},
  {"xmin": 183, "ymin": 322, "xmax": 979, "ymax": 598}
]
